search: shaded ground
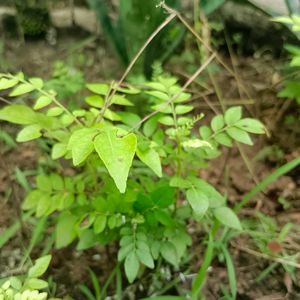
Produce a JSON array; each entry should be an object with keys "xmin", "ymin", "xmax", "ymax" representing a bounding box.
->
[{"xmin": 0, "ymin": 26, "xmax": 300, "ymax": 300}]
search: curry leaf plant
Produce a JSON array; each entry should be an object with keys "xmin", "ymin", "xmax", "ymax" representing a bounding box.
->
[{"xmin": 0, "ymin": 72, "xmax": 265, "ymax": 287}]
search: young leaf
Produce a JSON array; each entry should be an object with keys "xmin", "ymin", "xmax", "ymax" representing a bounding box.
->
[
  {"xmin": 0, "ymin": 104, "xmax": 36, "ymax": 125},
  {"xmin": 86, "ymin": 83, "xmax": 109, "ymax": 95},
  {"xmin": 125, "ymin": 252, "xmax": 140, "ymax": 283},
  {"xmin": 235, "ymin": 118, "xmax": 265, "ymax": 134},
  {"xmin": 211, "ymin": 115, "xmax": 225, "ymax": 132},
  {"xmin": 51, "ymin": 143, "xmax": 67, "ymax": 160},
  {"xmin": 94, "ymin": 128, "xmax": 137, "ymax": 193},
  {"xmin": 214, "ymin": 132, "xmax": 232, "ymax": 147},
  {"xmin": 9, "ymin": 83, "xmax": 34, "ymax": 97},
  {"xmin": 199, "ymin": 126, "xmax": 212, "ymax": 139},
  {"xmin": 158, "ymin": 116, "xmax": 174, "ymax": 126},
  {"xmin": 25, "ymin": 278, "xmax": 48, "ymax": 289},
  {"xmin": 29, "ymin": 77, "xmax": 44, "ymax": 89},
  {"xmin": 34, "ymin": 95, "xmax": 52, "ymax": 110},
  {"xmin": 224, "ymin": 106, "xmax": 242, "ymax": 125},
  {"xmin": 136, "ymin": 148, "xmax": 162, "ymax": 177},
  {"xmin": 186, "ymin": 189, "xmax": 209, "ymax": 216},
  {"xmin": 226, "ymin": 127, "xmax": 253, "ymax": 145},
  {"xmin": 136, "ymin": 249, "xmax": 154, "ymax": 269},
  {"xmin": 160, "ymin": 241, "xmax": 178, "ymax": 267},
  {"xmin": 16, "ymin": 125, "xmax": 42, "ymax": 142},
  {"xmin": 55, "ymin": 213, "xmax": 77, "ymax": 248},
  {"xmin": 28, "ymin": 255, "xmax": 52, "ymax": 278},
  {"xmin": 85, "ymin": 95, "xmax": 104, "ymax": 108},
  {"xmin": 47, "ymin": 107, "xmax": 64, "ymax": 117},
  {"xmin": 94, "ymin": 215, "xmax": 107, "ymax": 234},
  {"xmin": 68, "ymin": 128, "xmax": 98, "ymax": 166},
  {"xmin": 214, "ymin": 207, "xmax": 242, "ymax": 230},
  {"xmin": 175, "ymin": 105, "xmax": 193, "ymax": 114},
  {"xmin": 0, "ymin": 78, "xmax": 18, "ymax": 90}
]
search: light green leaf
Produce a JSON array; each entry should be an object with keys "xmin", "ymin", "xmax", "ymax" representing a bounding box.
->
[
  {"xmin": 158, "ymin": 116, "xmax": 174, "ymax": 126},
  {"xmin": 28, "ymin": 255, "xmax": 52, "ymax": 278},
  {"xmin": 51, "ymin": 143, "xmax": 67, "ymax": 160},
  {"xmin": 55, "ymin": 213, "xmax": 77, "ymax": 248},
  {"xmin": 86, "ymin": 83, "xmax": 109, "ymax": 95},
  {"xmin": 125, "ymin": 252, "xmax": 140, "ymax": 283},
  {"xmin": 29, "ymin": 77, "xmax": 44, "ymax": 89},
  {"xmin": 160, "ymin": 241, "xmax": 178, "ymax": 267},
  {"xmin": 34, "ymin": 95, "xmax": 52, "ymax": 110},
  {"xmin": 211, "ymin": 114, "xmax": 225, "ymax": 132},
  {"xmin": 214, "ymin": 207, "xmax": 242, "ymax": 230},
  {"xmin": 224, "ymin": 106, "xmax": 242, "ymax": 125},
  {"xmin": 94, "ymin": 215, "xmax": 107, "ymax": 234},
  {"xmin": 112, "ymin": 95, "xmax": 134, "ymax": 106},
  {"xmin": 136, "ymin": 249, "xmax": 154, "ymax": 269},
  {"xmin": 226, "ymin": 127, "xmax": 253, "ymax": 145},
  {"xmin": 175, "ymin": 105, "xmax": 193, "ymax": 114},
  {"xmin": 104, "ymin": 109, "xmax": 122, "ymax": 121},
  {"xmin": 199, "ymin": 126, "xmax": 212, "ymax": 139},
  {"xmin": 77, "ymin": 230, "xmax": 97, "ymax": 250},
  {"xmin": 25, "ymin": 278, "xmax": 48, "ymax": 289},
  {"xmin": 9, "ymin": 83, "xmax": 35, "ymax": 97},
  {"xmin": 68, "ymin": 128, "xmax": 98, "ymax": 166},
  {"xmin": 85, "ymin": 95, "xmax": 104, "ymax": 108},
  {"xmin": 235, "ymin": 118, "xmax": 265, "ymax": 134},
  {"xmin": 214, "ymin": 132, "xmax": 232, "ymax": 147},
  {"xmin": 47, "ymin": 107, "xmax": 64, "ymax": 117},
  {"xmin": 94, "ymin": 128, "xmax": 137, "ymax": 193},
  {"xmin": 0, "ymin": 104, "xmax": 36, "ymax": 125},
  {"xmin": 186, "ymin": 188, "xmax": 209, "ymax": 216},
  {"xmin": 182, "ymin": 139, "xmax": 212, "ymax": 149},
  {"xmin": 136, "ymin": 148, "xmax": 162, "ymax": 177},
  {"xmin": 0, "ymin": 78, "xmax": 18, "ymax": 90},
  {"xmin": 16, "ymin": 125, "xmax": 42, "ymax": 142}
]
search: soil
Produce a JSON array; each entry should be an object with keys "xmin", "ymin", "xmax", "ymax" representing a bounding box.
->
[{"xmin": 0, "ymin": 23, "xmax": 300, "ymax": 300}]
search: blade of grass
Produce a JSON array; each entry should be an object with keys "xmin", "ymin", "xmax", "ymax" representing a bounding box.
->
[
  {"xmin": 79, "ymin": 284, "xmax": 96, "ymax": 300},
  {"xmin": 235, "ymin": 156, "xmax": 300, "ymax": 212},
  {"xmin": 20, "ymin": 216, "xmax": 47, "ymax": 266},
  {"xmin": 116, "ymin": 264, "xmax": 122, "ymax": 300},
  {"xmin": 89, "ymin": 269, "xmax": 101, "ymax": 300},
  {"xmin": 221, "ymin": 245, "xmax": 237, "ymax": 299},
  {"xmin": 0, "ymin": 211, "xmax": 33, "ymax": 249}
]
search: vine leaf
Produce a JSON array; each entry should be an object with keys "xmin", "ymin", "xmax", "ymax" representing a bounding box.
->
[{"xmin": 94, "ymin": 128, "xmax": 137, "ymax": 193}]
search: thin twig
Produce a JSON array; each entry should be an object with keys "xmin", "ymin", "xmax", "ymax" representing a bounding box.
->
[
  {"xmin": 0, "ymin": 96, "xmax": 12, "ymax": 105},
  {"xmin": 231, "ymin": 241, "xmax": 300, "ymax": 269},
  {"xmin": 97, "ymin": 11, "xmax": 176, "ymax": 121},
  {"xmin": 160, "ymin": 2, "xmax": 251, "ymax": 98},
  {"xmin": 129, "ymin": 53, "xmax": 216, "ymax": 132}
]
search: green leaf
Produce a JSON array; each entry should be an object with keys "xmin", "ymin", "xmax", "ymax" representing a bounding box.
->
[
  {"xmin": 211, "ymin": 114, "xmax": 225, "ymax": 132},
  {"xmin": 186, "ymin": 189, "xmax": 209, "ymax": 216},
  {"xmin": 29, "ymin": 77, "xmax": 44, "ymax": 89},
  {"xmin": 136, "ymin": 249, "xmax": 154, "ymax": 269},
  {"xmin": 112, "ymin": 95, "xmax": 134, "ymax": 106},
  {"xmin": 94, "ymin": 215, "xmax": 107, "ymax": 234},
  {"xmin": 28, "ymin": 255, "xmax": 52, "ymax": 278},
  {"xmin": 16, "ymin": 124, "xmax": 42, "ymax": 142},
  {"xmin": 199, "ymin": 126, "xmax": 212, "ymax": 139},
  {"xmin": 136, "ymin": 148, "xmax": 162, "ymax": 177},
  {"xmin": 151, "ymin": 186, "xmax": 175, "ymax": 208},
  {"xmin": 175, "ymin": 105, "xmax": 193, "ymax": 114},
  {"xmin": 158, "ymin": 116, "xmax": 174, "ymax": 126},
  {"xmin": 0, "ymin": 78, "xmax": 18, "ymax": 90},
  {"xmin": 85, "ymin": 95, "xmax": 104, "ymax": 108},
  {"xmin": 125, "ymin": 252, "xmax": 139, "ymax": 283},
  {"xmin": 47, "ymin": 107, "xmax": 64, "ymax": 117},
  {"xmin": 160, "ymin": 241, "xmax": 178, "ymax": 267},
  {"xmin": 0, "ymin": 104, "xmax": 36, "ymax": 125},
  {"xmin": 25, "ymin": 278, "xmax": 48, "ymax": 289},
  {"xmin": 224, "ymin": 106, "xmax": 242, "ymax": 125},
  {"xmin": 118, "ymin": 243, "xmax": 134, "ymax": 261},
  {"xmin": 94, "ymin": 128, "xmax": 137, "ymax": 193},
  {"xmin": 77, "ymin": 230, "xmax": 97, "ymax": 250},
  {"xmin": 170, "ymin": 176, "xmax": 192, "ymax": 189},
  {"xmin": 214, "ymin": 207, "xmax": 242, "ymax": 230},
  {"xmin": 22, "ymin": 190, "xmax": 43, "ymax": 210},
  {"xmin": 86, "ymin": 83, "xmax": 109, "ymax": 95},
  {"xmin": 214, "ymin": 132, "xmax": 232, "ymax": 147},
  {"xmin": 226, "ymin": 127, "xmax": 253, "ymax": 145},
  {"xmin": 55, "ymin": 213, "xmax": 77, "ymax": 248},
  {"xmin": 34, "ymin": 95, "xmax": 52, "ymax": 110},
  {"xmin": 68, "ymin": 128, "xmax": 98, "ymax": 166},
  {"xmin": 235, "ymin": 118, "xmax": 265, "ymax": 134},
  {"xmin": 51, "ymin": 143, "xmax": 67, "ymax": 160},
  {"xmin": 143, "ymin": 115, "xmax": 160, "ymax": 137},
  {"xmin": 141, "ymin": 297, "xmax": 186, "ymax": 300},
  {"xmin": 9, "ymin": 83, "xmax": 35, "ymax": 96}
]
